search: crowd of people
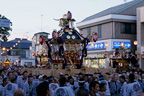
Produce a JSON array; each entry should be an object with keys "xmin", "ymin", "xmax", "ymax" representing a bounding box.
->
[{"xmin": 0, "ymin": 66, "xmax": 144, "ymax": 96}]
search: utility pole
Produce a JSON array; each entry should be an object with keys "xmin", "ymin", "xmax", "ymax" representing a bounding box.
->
[{"xmin": 41, "ymin": 15, "xmax": 43, "ymax": 32}]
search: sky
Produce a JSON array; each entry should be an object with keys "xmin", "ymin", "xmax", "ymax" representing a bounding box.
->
[{"xmin": 0, "ymin": 0, "xmax": 133, "ymax": 41}]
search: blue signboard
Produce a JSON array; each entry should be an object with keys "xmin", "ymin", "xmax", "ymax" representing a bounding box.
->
[
  {"xmin": 0, "ymin": 19, "xmax": 10, "ymax": 28},
  {"xmin": 113, "ymin": 41, "xmax": 131, "ymax": 49},
  {"xmin": 87, "ymin": 42, "xmax": 105, "ymax": 50}
]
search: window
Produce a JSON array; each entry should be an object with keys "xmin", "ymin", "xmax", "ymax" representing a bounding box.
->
[
  {"xmin": 20, "ymin": 50, "xmax": 26, "ymax": 58},
  {"xmin": 98, "ymin": 25, "xmax": 102, "ymax": 38},
  {"xmin": 121, "ymin": 23, "xmax": 136, "ymax": 34},
  {"xmin": 11, "ymin": 51, "xmax": 17, "ymax": 56},
  {"xmin": 87, "ymin": 27, "xmax": 91, "ymax": 35}
]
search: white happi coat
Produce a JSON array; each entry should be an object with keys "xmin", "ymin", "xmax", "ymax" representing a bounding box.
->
[
  {"xmin": 3, "ymin": 83, "xmax": 18, "ymax": 96},
  {"xmin": 126, "ymin": 81, "xmax": 141, "ymax": 96}
]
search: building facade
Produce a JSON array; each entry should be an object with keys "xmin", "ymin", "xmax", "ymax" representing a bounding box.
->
[
  {"xmin": 77, "ymin": 0, "xmax": 144, "ymax": 69},
  {"xmin": 0, "ymin": 38, "xmax": 32, "ymax": 66},
  {"xmin": 137, "ymin": 6, "xmax": 144, "ymax": 69}
]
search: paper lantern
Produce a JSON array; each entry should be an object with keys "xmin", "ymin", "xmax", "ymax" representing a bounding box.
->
[
  {"xmin": 91, "ymin": 43, "xmax": 94, "ymax": 46},
  {"xmin": 32, "ymin": 52, "xmax": 35, "ymax": 56},
  {"xmin": 105, "ymin": 42, "xmax": 108, "ymax": 47},
  {"xmin": 104, "ymin": 53, "xmax": 107, "ymax": 58},
  {"xmin": 134, "ymin": 40, "xmax": 137, "ymax": 45},
  {"xmin": 121, "ymin": 42, "xmax": 124, "ymax": 47},
  {"xmin": 2, "ymin": 47, "xmax": 6, "ymax": 50}
]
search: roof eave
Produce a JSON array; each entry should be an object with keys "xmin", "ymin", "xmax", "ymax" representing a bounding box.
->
[{"xmin": 77, "ymin": 14, "xmax": 136, "ymax": 29}]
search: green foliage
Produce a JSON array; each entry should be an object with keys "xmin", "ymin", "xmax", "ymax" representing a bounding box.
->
[{"xmin": 0, "ymin": 14, "xmax": 12, "ymax": 41}]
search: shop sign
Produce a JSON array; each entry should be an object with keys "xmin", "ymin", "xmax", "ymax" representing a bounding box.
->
[
  {"xmin": 113, "ymin": 41, "xmax": 131, "ymax": 49},
  {"xmin": 0, "ymin": 19, "xmax": 10, "ymax": 28},
  {"xmin": 87, "ymin": 42, "xmax": 105, "ymax": 50}
]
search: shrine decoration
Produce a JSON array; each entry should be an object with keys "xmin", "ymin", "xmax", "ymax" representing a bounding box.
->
[
  {"xmin": 93, "ymin": 32, "xmax": 97, "ymax": 42},
  {"xmin": 45, "ymin": 11, "xmax": 89, "ymax": 69},
  {"xmin": 39, "ymin": 36, "xmax": 44, "ymax": 45}
]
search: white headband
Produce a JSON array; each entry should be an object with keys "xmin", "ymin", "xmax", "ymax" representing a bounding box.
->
[{"xmin": 78, "ymin": 81, "xmax": 85, "ymax": 83}]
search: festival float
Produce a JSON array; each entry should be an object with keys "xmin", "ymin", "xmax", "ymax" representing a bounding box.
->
[
  {"xmin": 1, "ymin": 55, "xmax": 10, "ymax": 67},
  {"xmin": 40, "ymin": 11, "xmax": 90, "ymax": 69}
]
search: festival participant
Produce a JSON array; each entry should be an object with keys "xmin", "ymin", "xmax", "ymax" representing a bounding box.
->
[
  {"xmin": 43, "ymin": 75, "xmax": 48, "ymax": 82},
  {"xmin": 76, "ymin": 78, "xmax": 89, "ymax": 96},
  {"xmin": 141, "ymin": 73, "xmax": 144, "ymax": 92},
  {"xmin": 38, "ymin": 75, "xmax": 44, "ymax": 81},
  {"xmin": 14, "ymin": 89, "xmax": 25, "ymax": 96},
  {"xmin": 7, "ymin": 72, "xmax": 13, "ymax": 80},
  {"xmin": 4, "ymin": 76, "xmax": 18, "ymax": 96},
  {"xmin": 53, "ymin": 76, "xmax": 75, "ymax": 96},
  {"xmin": 33, "ymin": 75, "xmax": 37, "ymax": 80},
  {"xmin": 17, "ymin": 71, "xmax": 28, "ymax": 90},
  {"xmin": 89, "ymin": 81, "xmax": 100, "ymax": 96},
  {"xmin": 126, "ymin": 74, "xmax": 142, "ymax": 96},
  {"xmin": 99, "ymin": 83, "xmax": 106, "ymax": 96},
  {"xmin": 109, "ymin": 74, "xmax": 122, "ymax": 96},
  {"xmin": 99, "ymin": 75, "xmax": 110, "ymax": 96},
  {"xmin": 0, "ymin": 69, "xmax": 4, "ymax": 85},
  {"xmin": 49, "ymin": 83, "xmax": 59, "ymax": 96},
  {"xmin": 3, "ymin": 68, "xmax": 8, "ymax": 78},
  {"xmin": 0, "ymin": 78, "xmax": 9, "ymax": 96},
  {"xmin": 119, "ymin": 75, "xmax": 127, "ymax": 96},
  {"xmin": 36, "ymin": 81, "xmax": 50, "ymax": 96},
  {"xmin": 12, "ymin": 70, "xmax": 18, "ymax": 77},
  {"xmin": 85, "ymin": 74, "xmax": 94, "ymax": 91},
  {"xmin": 48, "ymin": 76, "xmax": 54, "ymax": 83},
  {"xmin": 67, "ymin": 76, "xmax": 79, "ymax": 91},
  {"xmin": 31, "ymin": 75, "xmax": 42, "ymax": 96},
  {"xmin": 24, "ymin": 76, "xmax": 33, "ymax": 96}
]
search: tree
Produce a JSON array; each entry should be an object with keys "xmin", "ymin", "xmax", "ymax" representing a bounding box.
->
[{"xmin": 0, "ymin": 14, "xmax": 12, "ymax": 41}]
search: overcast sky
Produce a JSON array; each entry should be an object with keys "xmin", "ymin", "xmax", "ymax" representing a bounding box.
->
[{"xmin": 0, "ymin": 0, "xmax": 132, "ymax": 41}]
